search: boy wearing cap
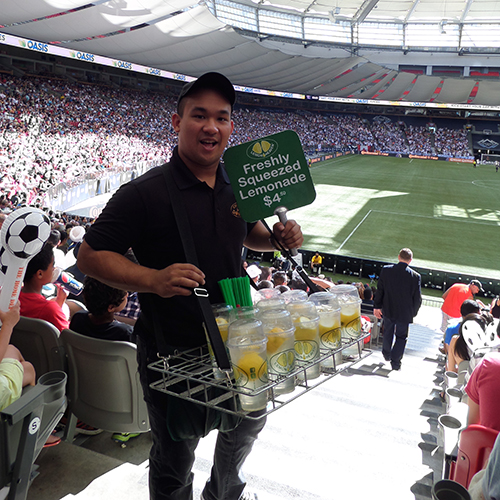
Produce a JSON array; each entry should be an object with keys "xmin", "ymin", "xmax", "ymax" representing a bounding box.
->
[{"xmin": 78, "ymin": 72, "xmax": 303, "ymax": 500}]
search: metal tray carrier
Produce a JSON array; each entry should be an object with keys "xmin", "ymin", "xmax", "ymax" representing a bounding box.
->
[{"xmin": 149, "ymin": 332, "xmax": 372, "ymax": 419}]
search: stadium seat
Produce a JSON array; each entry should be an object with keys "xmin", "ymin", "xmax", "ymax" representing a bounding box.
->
[
  {"xmin": 0, "ymin": 371, "xmax": 67, "ymax": 500},
  {"xmin": 364, "ymin": 313, "xmax": 381, "ymax": 347},
  {"xmin": 10, "ymin": 317, "xmax": 67, "ymax": 381},
  {"xmin": 321, "ymin": 254, "xmax": 335, "ymax": 273},
  {"xmin": 60, "ymin": 329, "xmax": 150, "ymax": 442},
  {"xmin": 360, "ymin": 260, "xmax": 385, "ymax": 281},
  {"xmin": 456, "ymin": 360, "xmax": 470, "ymax": 387},
  {"xmin": 449, "ymin": 424, "xmax": 499, "ymax": 488},
  {"xmin": 335, "ymin": 257, "xmax": 361, "ymax": 276},
  {"xmin": 429, "ymin": 270, "xmax": 445, "ymax": 290}
]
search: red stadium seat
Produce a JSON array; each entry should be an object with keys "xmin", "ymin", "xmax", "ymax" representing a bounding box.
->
[{"xmin": 449, "ymin": 424, "xmax": 499, "ymax": 488}]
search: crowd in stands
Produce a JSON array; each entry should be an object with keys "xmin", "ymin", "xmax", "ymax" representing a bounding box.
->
[
  {"xmin": 435, "ymin": 127, "xmax": 471, "ymax": 157},
  {"xmin": 326, "ymin": 113, "xmax": 376, "ymax": 151},
  {"xmin": 0, "ymin": 74, "xmax": 474, "ymax": 208},
  {"xmin": 436, "ymin": 282, "xmax": 500, "ymax": 498},
  {"xmin": 246, "ymin": 257, "xmax": 378, "ymax": 303},
  {"xmin": 0, "ymin": 74, "xmax": 174, "ymax": 207},
  {"xmin": 3, "ymin": 70, "xmax": 500, "ymax": 498},
  {"xmin": 371, "ymin": 116, "xmax": 408, "ymax": 153}
]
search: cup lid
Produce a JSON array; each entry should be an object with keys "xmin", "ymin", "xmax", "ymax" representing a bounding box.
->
[
  {"xmin": 286, "ymin": 300, "xmax": 319, "ymax": 322},
  {"xmin": 227, "ymin": 318, "xmax": 265, "ymax": 342},
  {"xmin": 259, "ymin": 308, "xmax": 294, "ymax": 332},
  {"xmin": 256, "ymin": 297, "xmax": 286, "ymax": 312},
  {"xmin": 256, "ymin": 288, "xmax": 282, "ymax": 301},
  {"xmin": 281, "ymin": 289, "xmax": 308, "ymax": 303},
  {"xmin": 309, "ymin": 291, "xmax": 340, "ymax": 309}
]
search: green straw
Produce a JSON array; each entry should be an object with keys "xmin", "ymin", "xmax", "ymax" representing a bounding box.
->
[
  {"xmin": 218, "ymin": 276, "xmax": 253, "ymax": 308},
  {"xmin": 218, "ymin": 279, "xmax": 237, "ymax": 308},
  {"xmin": 236, "ymin": 278, "xmax": 244, "ymax": 306},
  {"xmin": 243, "ymin": 276, "xmax": 252, "ymax": 307}
]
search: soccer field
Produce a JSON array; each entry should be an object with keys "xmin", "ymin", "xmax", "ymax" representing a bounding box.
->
[{"xmin": 287, "ymin": 155, "xmax": 500, "ymax": 280}]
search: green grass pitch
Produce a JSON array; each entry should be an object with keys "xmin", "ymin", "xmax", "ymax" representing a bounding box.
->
[{"xmin": 286, "ymin": 155, "xmax": 500, "ymax": 280}]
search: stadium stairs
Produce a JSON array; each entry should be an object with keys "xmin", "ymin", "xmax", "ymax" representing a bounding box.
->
[{"xmin": 25, "ymin": 305, "xmax": 447, "ymax": 500}]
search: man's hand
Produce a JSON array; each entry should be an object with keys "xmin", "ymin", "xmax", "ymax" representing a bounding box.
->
[
  {"xmin": 151, "ymin": 263, "xmax": 205, "ymax": 298},
  {"xmin": 272, "ymin": 219, "xmax": 303, "ymax": 251},
  {"xmin": 374, "ymin": 308, "xmax": 383, "ymax": 320}
]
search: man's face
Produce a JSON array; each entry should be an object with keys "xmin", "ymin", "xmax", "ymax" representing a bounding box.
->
[
  {"xmin": 172, "ymin": 89, "xmax": 234, "ymax": 173},
  {"xmin": 470, "ymin": 284, "xmax": 479, "ymax": 295}
]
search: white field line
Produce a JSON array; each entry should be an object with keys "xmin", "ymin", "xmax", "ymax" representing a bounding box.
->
[
  {"xmin": 335, "ymin": 207, "xmax": 499, "ymax": 255},
  {"xmin": 336, "ymin": 210, "xmax": 372, "ymax": 253},
  {"xmin": 310, "ymin": 154, "xmax": 355, "ymax": 169},
  {"xmin": 371, "ymin": 209, "xmax": 500, "ymax": 227}
]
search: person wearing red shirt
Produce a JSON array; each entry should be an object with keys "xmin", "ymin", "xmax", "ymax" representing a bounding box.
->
[
  {"xmin": 466, "ymin": 352, "xmax": 500, "ymax": 432},
  {"xmin": 441, "ymin": 280, "xmax": 484, "ymax": 334},
  {"xmin": 19, "ymin": 242, "xmax": 70, "ymax": 332}
]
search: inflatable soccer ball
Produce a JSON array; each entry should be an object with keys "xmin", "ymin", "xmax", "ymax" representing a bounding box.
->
[
  {"xmin": 1, "ymin": 208, "xmax": 51, "ymax": 259},
  {"xmin": 0, "ymin": 246, "xmax": 9, "ymax": 283}
]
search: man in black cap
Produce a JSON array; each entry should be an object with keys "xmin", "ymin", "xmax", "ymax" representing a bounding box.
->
[{"xmin": 78, "ymin": 72, "xmax": 303, "ymax": 500}]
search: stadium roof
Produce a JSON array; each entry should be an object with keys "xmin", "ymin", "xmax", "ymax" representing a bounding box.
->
[{"xmin": 2, "ymin": 0, "xmax": 500, "ymax": 106}]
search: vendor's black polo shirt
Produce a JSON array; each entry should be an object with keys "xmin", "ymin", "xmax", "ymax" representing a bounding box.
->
[{"xmin": 85, "ymin": 147, "xmax": 255, "ymax": 348}]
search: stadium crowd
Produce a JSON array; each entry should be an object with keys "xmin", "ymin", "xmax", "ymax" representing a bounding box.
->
[
  {"xmin": 0, "ymin": 74, "xmax": 473, "ymax": 208},
  {"xmin": 2, "ymin": 70, "xmax": 499, "ymax": 499}
]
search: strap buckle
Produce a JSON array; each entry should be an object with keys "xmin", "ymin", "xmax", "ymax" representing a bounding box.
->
[{"xmin": 194, "ymin": 287, "xmax": 209, "ymax": 297}]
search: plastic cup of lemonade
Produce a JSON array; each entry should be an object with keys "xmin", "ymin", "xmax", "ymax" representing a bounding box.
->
[
  {"xmin": 340, "ymin": 299, "xmax": 362, "ymax": 358},
  {"xmin": 328, "ymin": 285, "xmax": 363, "ymax": 359},
  {"xmin": 309, "ymin": 292, "xmax": 341, "ymax": 368},
  {"xmin": 212, "ymin": 303, "xmax": 235, "ymax": 343},
  {"xmin": 259, "ymin": 309, "xmax": 296, "ymax": 395},
  {"xmin": 227, "ymin": 335, "xmax": 268, "ymax": 412},
  {"xmin": 341, "ymin": 300, "xmax": 362, "ymax": 340},
  {"xmin": 286, "ymin": 301, "xmax": 321, "ymax": 380}
]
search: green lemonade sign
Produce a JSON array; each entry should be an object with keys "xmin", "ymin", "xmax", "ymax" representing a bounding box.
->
[{"xmin": 223, "ymin": 130, "xmax": 316, "ymax": 222}]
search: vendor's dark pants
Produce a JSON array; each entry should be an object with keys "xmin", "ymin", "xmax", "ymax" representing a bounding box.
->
[
  {"xmin": 137, "ymin": 338, "xmax": 267, "ymax": 500},
  {"xmin": 382, "ymin": 317, "xmax": 409, "ymax": 370}
]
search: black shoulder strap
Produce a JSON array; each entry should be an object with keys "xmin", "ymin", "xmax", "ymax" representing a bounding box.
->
[{"xmin": 161, "ymin": 165, "xmax": 231, "ymax": 371}]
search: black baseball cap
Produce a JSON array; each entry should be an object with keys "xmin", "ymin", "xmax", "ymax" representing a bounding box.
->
[
  {"xmin": 177, "ymin": 72, "xmax": 235, "ymax": 112},
  {"xmin": 470, "ymin": 279, "xmax": 484, "ymax": 292}
]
